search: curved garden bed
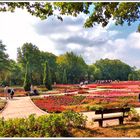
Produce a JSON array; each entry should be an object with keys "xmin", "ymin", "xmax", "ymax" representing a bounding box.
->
[
  {"xmin": 32, "ymin": 95, "xmax": 86, "ymax": 113},
  {"xmin": 32, "ymin": 92, "xmax": 140, "ymax": 113}
]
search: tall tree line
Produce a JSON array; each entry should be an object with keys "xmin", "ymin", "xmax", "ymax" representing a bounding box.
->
[{"xmin": 0, "ymin": 40, "xmax": 140, "ymax": 87}]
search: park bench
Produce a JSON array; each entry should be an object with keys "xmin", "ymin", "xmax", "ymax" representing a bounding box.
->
[{"xmin": 93, "ymin": 107, "xmax": 130, "ymax": 127}]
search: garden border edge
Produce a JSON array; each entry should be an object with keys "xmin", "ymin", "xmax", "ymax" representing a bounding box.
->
[
  {"xmin": 0, "ymin": 99, "xmax": 8, "ymax": 114},
  {"xmin": 28, "ymin": 96, "xmax": 48, "ymax": 115}
]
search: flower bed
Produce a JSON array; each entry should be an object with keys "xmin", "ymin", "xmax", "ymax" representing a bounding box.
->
[
  {"xmin": 86, "ymin": 81, "xmax": 140, "ymax": 89},
  {"xmin": 32, "ymin": 92, "xmax": 140, "ymax": 113},
  {"xmin": 32, "ymin": 81, "xmax": 140, "ymax": 113},
  {"xmin": 78, "ymin": 89, "xmax": 89, "ymax": 94},
  {"xmin": 88, "ymin": 90, "xmax": 138, "ymax": 98},
  {"xmin": 32, "ymin": 95, "xmax": 86, "ymax": 113}
]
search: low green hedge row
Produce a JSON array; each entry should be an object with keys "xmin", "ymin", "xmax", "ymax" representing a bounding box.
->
[{"xmin": 0, "ymin": 110, "xmax": 87, "ymax": 137}]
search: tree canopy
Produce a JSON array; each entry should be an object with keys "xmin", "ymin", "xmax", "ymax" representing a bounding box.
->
[
  {"xmin": 94, "ymin": 58, "xmax": 132, "ymax": 81},
  {"xmin": 0, "ymin": 40, "xmax": 140, "ymax": 86},
  {"xmin": 56, "ymin": 52, "xmax": 88, "ymax": 84},
  {"xmin": 0, "ymin": 40, "xmax": 10, "ymax": 84},
  {"xmin": 0, "ymin": 2, "xmax": 140, "ymax": 30}
]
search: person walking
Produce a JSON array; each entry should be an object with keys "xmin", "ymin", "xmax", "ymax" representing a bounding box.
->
[
  {"xmin": 10, "ymin": 88, "xmax": 15, "ymax": 99},
  {"xmin": 7, "ymin": 88, "xmax": 12, "ymax": 100},
  {"xmin": 30, "ymin": 85, "xmax": 34, "ymax": 93},
  {"xmin": 138, "ymin": 93, "xmax": 140, "ymax": 102},
  {"xmin": 4, "ymin": 86, "xmax": 8, "ymax": 100},
  {"xmin": 33, "ymin": 86, "xmax": 39, "ymax": 95}
]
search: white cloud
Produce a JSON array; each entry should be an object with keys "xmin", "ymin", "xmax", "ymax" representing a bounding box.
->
[
  {"xmin": 0, "ymin": 8, "xmax": 140, "ymax": 68},
  {"xmin": 127, "ymin": 32, "xmax": 140, "ymax": 49},
  {"xmin": 0, "ymin": 8, "xmax": 55, "ymax": 60}
]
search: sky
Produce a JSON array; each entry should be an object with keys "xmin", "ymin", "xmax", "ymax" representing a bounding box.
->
[{"xmin": 1, "ymin": 8, "xmax": 140, "ymax": 68}]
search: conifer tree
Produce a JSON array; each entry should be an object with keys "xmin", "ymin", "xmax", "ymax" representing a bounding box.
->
[
  {"xmin": 43, "ymin": 61, "xmax": 52, "ymax": 90},
  {"xmin": 62, "ymin": 69, "xmax": 67, "ymax": 84},
  {"xmin": 23, "ymin": 62, "xmax": 31, "ymax": 91}
]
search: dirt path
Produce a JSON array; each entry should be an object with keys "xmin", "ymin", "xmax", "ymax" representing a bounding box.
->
[{"xmin": 0, "ymin": 96, "xmax": 47, "ymax": 120}]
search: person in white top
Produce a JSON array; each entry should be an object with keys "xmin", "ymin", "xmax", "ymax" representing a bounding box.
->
[
  {"xmin": 4, "ymin": 86, "xmax": 8, "ymax": 100},
  {"xmin": 30, "ymin": 85, "xmax": 34, "ymax": 94}
]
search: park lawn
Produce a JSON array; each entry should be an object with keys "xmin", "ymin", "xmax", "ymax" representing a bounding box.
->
[{"xmin": 71, "ymin": 122, "xmax": 140, "ymax": 137}]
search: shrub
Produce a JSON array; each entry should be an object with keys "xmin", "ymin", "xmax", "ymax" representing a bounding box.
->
[
  {"xmin": 61, "ymin": 110, "xmax": 87, "ymax": 128},
  {"xmin": 86, "ymin": 105, "xmax": 90, "ymax": 111},
  {"xmin": 89, "ymin": 105, "xmax": 103, "ymax": 111},
  {"xmin": 0, "ymin": 111, "xmax": 87, "ymax": 137},
  {"xmin": 127, "ymin": 108, "xmax": 140, "ymax": 122}
]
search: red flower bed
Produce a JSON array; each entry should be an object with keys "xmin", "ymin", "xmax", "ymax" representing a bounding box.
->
[
  {"xmin": 86, "ymin": 81, "xmax": 140, "ymax": 89},
  {"xmin": 53, "ymin": 84, "xmax": 79, "ymax": 88},
  {"xmin": 78, "ymin": 89, "xmax": 89, "ymax": 94},
  {"xmin": 66, "ymin": 89, "xmax": 78, "ymax": 92},
  {"xmin": 85, "ymin": 84, "xmax": 97, "ymax": 88},
  {"xmin": 130, "ymin": 102, "xmax": 140, "ymax": 107},
  {"xmin": 97, "ymin": 85, "xmax": 127, "ymax": 89},
  {"xmin": 89, "ymin": 90, "xmax": 138, "ymax": 98},
  {"xmin": 33, "ymin": 95, "xmax": 85, "ymax": 113}
]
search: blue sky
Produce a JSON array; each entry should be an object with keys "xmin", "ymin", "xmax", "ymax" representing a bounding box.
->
[{"xmin": 0, "ymin": 7, "xmax": 140, "ymax": 68}]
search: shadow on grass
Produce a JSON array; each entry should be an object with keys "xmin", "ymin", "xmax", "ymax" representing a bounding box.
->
[
  {"xmin": 70, "ymin": 126, "xmax": 104, "ymax": 137},
  {"xmin": 107, "ymin": 122, "xmax": 140, "ymax": 131}
]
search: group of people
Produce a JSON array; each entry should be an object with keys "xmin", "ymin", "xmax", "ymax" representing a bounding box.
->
[
  {"xmin": 79, "ymin": 80, "xmax": 88, "ymax": 87},
  {"xmin": 4, "ymin": 86, "xmax": 15, "ymax": 100},
  {"xmin": 3, "ymin": 84, "xmax": 39, "ymax": 99},
  {"xmin": 30, "ymin": 85, "xmax": 39, "ymax": 96},
  {"xmin": 95, "ymin": 80, "xmax": 113, "ymax": 84}
]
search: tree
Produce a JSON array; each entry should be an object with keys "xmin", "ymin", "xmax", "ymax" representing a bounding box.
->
[
  {"xmin": 62, "ymin": 69, "xmax": 67, "ymax": 84},
  {"xmin": 40, "ymin": 51, "xmax": 57, "ymax": 84},
  {"xmin": 0, "ymin": 40, "xmax": 10, "ymax": 84},
  {"xmin": 56, "ymin": 52, "xmax": 88, "ymax": 84},
  {"xmin": 8, "ymin": 60, "xmax": 23, "ymax": 85},
  {"xmin": 17, "ymin": 43, "xmax": 42, "ymax": 85},
  {"xmin": 43, "ymin": 61, "xmax": 52, "ymax": 90},
  {"xmin": 17, "ymin": 43, "xmax": 57, "ymax": 85},
  {"xmin": 88, "ymin": 64, "xmax": 102, "ymax": 82},
  {"xmin": 137, "ymin": 24, "xmax": 140, "ymax": 33},
  {"xmin": 128, "ymin": 70, "xmax": 140, "ymax": 80},
  {"xmin": 0, "ymin": 2, "xmax": 140, "ymax": 30},
  {"xmin": 94, "ymin": 58, "xmax": 132, "ymax": 81},
  {"xmin": 23, "ymin": 62, "xmax": 31, "ymax": 91}
]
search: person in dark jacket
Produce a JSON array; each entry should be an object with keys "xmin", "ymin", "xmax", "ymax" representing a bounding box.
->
[
  {"xmin": 7, "ymin": 88, "xmax": 15, "ymax": 99},
  {"xmin": 10, "ymin": 88, "xmax": 15, "ymax": 99},
  {"xmin": 138, "ymin": 93, "xmax": 140, "ymax": 102}
]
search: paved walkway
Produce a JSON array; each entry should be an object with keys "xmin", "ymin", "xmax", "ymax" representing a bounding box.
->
[{"xmin": 0, "ymin": 96, "xmax": 47, "ymax": 120}]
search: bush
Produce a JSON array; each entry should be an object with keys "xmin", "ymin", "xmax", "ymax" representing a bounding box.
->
[
  {"xmin": 127, "ymin": 107, "xmax": 140, "ymax": 122},
  {"xmin": 61, "ymin": 110, "xmax": 87, "ymax": 128},
  {"xmin": 0, "ymin": 111, "xmax": 87, "ymax": 137},
  {"xmin": 89, "ymin": 105, "xmax": 103, "ymax": 111}
]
